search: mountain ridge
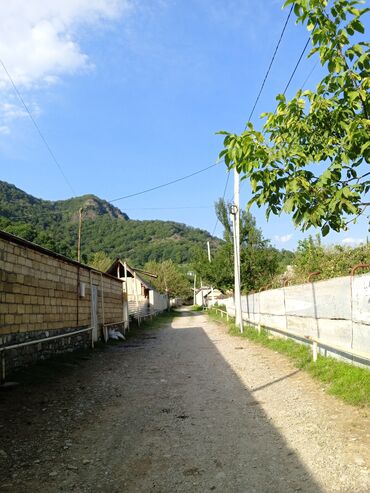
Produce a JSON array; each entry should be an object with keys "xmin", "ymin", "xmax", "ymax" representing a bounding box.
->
[{"xmin": 0, "ymin": 180, "xmax": 219, "ymax": 267}]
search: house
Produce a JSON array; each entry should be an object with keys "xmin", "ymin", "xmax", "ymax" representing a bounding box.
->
[
  {"xmin": 204, "ymin": 288, "xmax": 225, "ymax": 307},
  {"xmin": 195, "ymin": 286, "xmax": 224, "ymax": 307},
  {"xmin": 106, "ymin": 259, "xmax": 168, "ymax": 321}
]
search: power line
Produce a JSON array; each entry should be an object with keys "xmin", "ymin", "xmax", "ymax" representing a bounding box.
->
[
  {"xmin": 282, "ymin": 35, "xmax": 312, "ymax": 96},
  {"xmin": 109, "ymin": 163, "xmax": 219, "ymax": 203},
  {"xmin": 124, "ymin": 205, "xmax": 212, "ymax": 211},
  {"xmin": 247, "ymin": 4, "xmax": 294, "ymax": 123},
  {"xmin": 212, "ymin": 5, "xmax": 295, "ymax": 237},
  {"xmin": 211, "ymin": 6, "xmax": 295, "ymax": 236},
  {"xmin": 0, "ymin": 59, "xmax": 76, "ymax": 196},
  {"xmin": 213, "ymin": 11, "xmax": 314, "ymax": 240},
  {"xmin": 0, "ymin": 205, "xmax": 213, "ymax": 221},
  {"xmin": 300, "ymin": 59, "xmax": 319, "ymax": 89}
]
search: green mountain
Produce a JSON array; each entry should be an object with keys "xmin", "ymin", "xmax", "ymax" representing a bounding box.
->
[{"xmin": 0, "ymin": 180, "xmax": 219, "ymax": 267}]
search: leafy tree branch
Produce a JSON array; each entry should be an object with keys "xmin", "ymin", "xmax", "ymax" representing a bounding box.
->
[{"xmin": 219, "ymin": 0, "xmax": 370, "ymax": 236}]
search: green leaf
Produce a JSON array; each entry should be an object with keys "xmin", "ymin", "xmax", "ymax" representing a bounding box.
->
[{"xmin": 352, "ymin": 19, "xmax": 365, "ymax": 34}]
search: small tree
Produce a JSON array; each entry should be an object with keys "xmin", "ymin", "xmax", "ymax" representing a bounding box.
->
[
  {"xmin": 194, "ymin": 199, "xmax": 282, "ymax": 291},
  {"xmin": 219, "ymin": 0, "xmax": 370, "ymax": 235},
  {"xmin": 89, "ymin": 251, "xmax": 113, "ymax": 272},
  {"xmin": 144, "ymin": 260, "xmax": 192, "ymax": 299}
]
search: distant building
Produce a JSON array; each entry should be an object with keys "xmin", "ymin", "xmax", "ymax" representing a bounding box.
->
[
  {"xmin": 106, "ymin": 259, "xmax": 168, "ymax": 321},
  {"xmin": 195, "ymin": 287, "xmax": 224, "ymax": 307}
]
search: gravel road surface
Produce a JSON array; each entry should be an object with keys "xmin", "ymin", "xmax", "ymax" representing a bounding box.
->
[{"xmin": 0, "ymin": 309, "xmax": 369, "ymax": 492}]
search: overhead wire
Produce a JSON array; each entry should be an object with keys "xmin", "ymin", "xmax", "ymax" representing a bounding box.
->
[
  {"xmin": 282, "ymin": 36, "xmax": 313, "ymax": 96},
  {"xmin": 0, "ymin": 205, "xmax": 213, "ymax": 223},
  {"xmin": 212, "ymin": 5, "xmax": 295, "ymax": 237},
  {"xmin": 124, "ymin": 205, "xmax": 212, "ymax": 211},
  {"xmin": 246, "ymin": 3, "xmax": 294, "ymax": 123},
  {"xmin": 0, "ymin": 8, "xmax": 316, "ymax": 235},
  {"xmin": 0, "ymin": 59, "xmax": 76, "ymax": 196},
  {"xmin": 109, "ymin": 163, "xmax": 219, "ymax": 203},
  {"xmin": 300, "ymin": 59, "xmax": 319, "ymax": 90}
]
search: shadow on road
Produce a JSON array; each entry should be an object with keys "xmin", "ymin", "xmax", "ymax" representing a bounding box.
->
[{"xmin": 0, "ymin": 312, "xmax": 322, "ymax": 492}]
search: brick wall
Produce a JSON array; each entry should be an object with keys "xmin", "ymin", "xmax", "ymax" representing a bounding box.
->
[{"xmin": 0, "ymin": 231, "xmax": 124, "ymax": 373}]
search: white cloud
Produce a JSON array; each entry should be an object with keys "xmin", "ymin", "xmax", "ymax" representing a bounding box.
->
[
  {"xmin": 0, "ymin": 126, "xmax": 10, "ymax": 135},
  {"xmin": 274, "ymin": 234, "xmax": 293, "ymax": 244},
  {"xmin": 0, "ymin": 103, "xmax": 29, "ymax": 121},
  {"xmin": 0, "ymin": 0, "xmax": 133, "ymax": 131},
  {"xmin": 341, "ymin": 237, "xmax": 365, "ymax": 246},
  {"xmin": 0, "ymin": 1, "xmax": 132, "ymax": 89}
]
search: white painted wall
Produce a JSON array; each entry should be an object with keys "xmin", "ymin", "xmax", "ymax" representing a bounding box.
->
[
  {"xmin": 221, "ymin": 273, "xmax": 370, "ymax": 367},
  {"xmin": 149, "ymin": 290, "xmax": 168, "ymax": 313}
]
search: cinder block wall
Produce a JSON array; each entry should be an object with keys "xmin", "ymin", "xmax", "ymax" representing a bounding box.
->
[{"xmin": 0, "ymin": 232, "xmax": 124, "ymax": 372}]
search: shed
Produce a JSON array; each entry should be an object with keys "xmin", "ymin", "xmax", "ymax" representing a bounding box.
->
[{"xmin": 106, "ymin": 259, "xmax": 168, "ymax": 319}]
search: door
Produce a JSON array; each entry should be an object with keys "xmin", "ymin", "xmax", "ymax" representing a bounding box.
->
[{"xmin": 91, "ymin": 285, "xmax": 99, "ymax": 342}]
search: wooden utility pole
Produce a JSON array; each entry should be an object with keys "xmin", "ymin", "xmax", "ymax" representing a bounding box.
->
[
  {"xmin": 77, "ymin": 208, "xmax": 83, "ymax": 263},
  {"xmin": 231, "ymin": 169, "xmax": 243, "ymax": 333}
]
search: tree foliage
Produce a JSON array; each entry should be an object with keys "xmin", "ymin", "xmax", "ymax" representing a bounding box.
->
[
  {"xmin": 193, "ymin": 199, "xmax": 289, "ymax": 292},
  {"xmin": 287, "ymin": 234, "xmax": 370, "ymax": 283},
  {"xmin": 88, "ymin": 251, "xmax": 113, "ymax": 272},
  {"xmin": 219, "ymin": 0, "xmax": 370, "ymax": 235},
  {"xmin": 143, "ymin": 260, "xmax": 192, "ymax": 299},
  {"xmin": 0, "ymin": 180, "xmax": 219, "ymax": 267}
]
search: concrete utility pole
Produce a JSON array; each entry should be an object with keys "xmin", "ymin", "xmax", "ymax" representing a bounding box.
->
[
  {"xmin": 230, "ymin": 169, "xmax": 243, "ymax": 333},
  {"xmin": 207, "ymin": 241, "xmax": 211, "ymax": 262},
  {"xmin": 77, "ymin": 208, "xmax": 83, "ymax": 263}
]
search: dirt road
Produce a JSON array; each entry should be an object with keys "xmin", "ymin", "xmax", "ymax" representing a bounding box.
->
[{"xmin": 0, "ymin": 309, "xmax": 369, "ymax": 492}]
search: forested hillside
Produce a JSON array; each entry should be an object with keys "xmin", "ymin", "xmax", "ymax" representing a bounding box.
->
[{"xmin": 0, "ymin": 181, "xmax": 219, "ymax": 266}]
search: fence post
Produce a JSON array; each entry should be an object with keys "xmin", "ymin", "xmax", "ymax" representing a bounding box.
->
[{"xmin": 312, "ymin": 340, "xmax": 318, "ymax": 362}]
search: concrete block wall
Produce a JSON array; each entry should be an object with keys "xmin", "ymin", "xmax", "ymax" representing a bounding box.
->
[
  {"xmin": 0, "ymin": 232, "xmax": 124, "ymax": 372},
  {"xmin": 221, "ymin": 273, "xmax": 370, "ymax": 367}
]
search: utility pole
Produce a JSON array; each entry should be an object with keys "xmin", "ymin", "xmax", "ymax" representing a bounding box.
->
[
  {"xmin": 207, "ymin": 241, "xmax": 211, "ymax": 262},
  {"xmin": 77, "ymin": 208, "xmax": 83, "ymax": 263},
  {"xmin": 230, "ymin": 169, "xmax": 243, "ymax": 333}
]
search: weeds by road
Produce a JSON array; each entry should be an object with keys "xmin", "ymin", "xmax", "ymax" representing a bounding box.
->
[{"xmin": 206, "ymin": 308, "xmax": 370, "ymax": 407}]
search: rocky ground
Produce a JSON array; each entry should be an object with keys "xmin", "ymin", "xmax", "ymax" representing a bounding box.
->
[{"xmin": 0, "ymin": 309, "xmax": 369, "ymax": 492}]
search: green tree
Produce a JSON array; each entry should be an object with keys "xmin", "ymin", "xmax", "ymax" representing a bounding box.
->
[
  {"xmin": 144, "ymin": 260, "xmax": 192, "ymax": 299},
  {"xmin": 289, "ymin": 235, "xmax": 370, "ymax": 283},
  {"xmin": 88, "ymin": 251, "xmax": 113, "ymax": 272},
  {"xmin": 219, "ymin": 0, "xmax": 370, "ymax": 236},
  {"xmin": 193, "ymin": 199, "xmax": 282, "ymax": 292},
  {"xmin": 294, "ymin": 234, "xmax": 325, "ymax": 280}
]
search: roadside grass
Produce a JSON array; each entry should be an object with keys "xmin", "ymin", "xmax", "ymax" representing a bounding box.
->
[
  {"xmin": 206, "ymin": 308, "xmax": 370, "ymax": 408},
  {"xmin": 131, "ymin": 309, "xmax": 180, "ymax": 331},
  {"xmin": 191, "ymin": 305, "xmax": 204, "ymax": 312}
]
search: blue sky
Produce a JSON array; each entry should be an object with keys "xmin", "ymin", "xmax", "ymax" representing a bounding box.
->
[{"xmin": 0, "ymin": 0, "xmax": 368, "ymax": 250}]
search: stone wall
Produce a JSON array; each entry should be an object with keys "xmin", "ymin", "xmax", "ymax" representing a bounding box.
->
[{"xmin": 0, "ymin": 231, "xmax": 124, "ymax": 373}]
